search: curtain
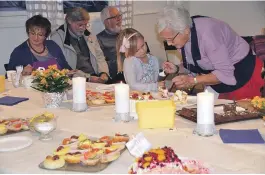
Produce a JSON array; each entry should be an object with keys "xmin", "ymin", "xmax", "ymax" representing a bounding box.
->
[
  {"xmin": 25, "ymin": 0, "xmax": 134, "ymax": 30},
  {"xmin": 109, "ymin": 0, "xmax": 133, "ymax": 28},
  {"xmin": 25, "ymin": 0, "xmax": 64, "ymax": 31}
]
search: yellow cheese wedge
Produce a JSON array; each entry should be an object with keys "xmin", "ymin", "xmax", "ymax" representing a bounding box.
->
[{"xmin": 136, "ymin": 100, "xmax": 176, "ymax": 129}]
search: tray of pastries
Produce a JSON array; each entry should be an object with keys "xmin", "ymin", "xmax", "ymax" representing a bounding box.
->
[
  {"xmin": 86, "ymin": 90, "xmax": 115, "ymax": 107},
  {"xmin": 39, "ymin": 133, "xmax": 129, "ymax": 172},
  {"xmin": 178, "ymin": 103, "xmax": 261, "ymax": 125},
  {"xmin": 0, "ymin": 118, "xmax": 29, "ymax": 136}
]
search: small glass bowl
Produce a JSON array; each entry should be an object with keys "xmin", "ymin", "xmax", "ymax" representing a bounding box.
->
[{"xmin": 32, "ymin": 116, "xmax": 57, "ymax": 141}]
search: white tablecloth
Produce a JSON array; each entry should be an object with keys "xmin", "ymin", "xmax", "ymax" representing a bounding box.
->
[{"xmin": 0, "ymin": 81, "xmax": 265, "ymax": 174}]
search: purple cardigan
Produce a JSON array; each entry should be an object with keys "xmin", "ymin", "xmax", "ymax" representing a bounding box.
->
[
  {"xmin": 8, "ymin": 40, "xmax": 72, "ymax": 71},
  {"xmin": 184, "ymin": 17, "xmax": 250, "ymax": 86}
]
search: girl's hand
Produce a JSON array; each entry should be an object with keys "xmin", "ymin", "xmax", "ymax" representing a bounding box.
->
[{"xmin": 162, "ymin": 62, "xmax": 178, "ymax": 74}]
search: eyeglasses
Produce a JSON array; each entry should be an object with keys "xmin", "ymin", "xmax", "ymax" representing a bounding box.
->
[
  {"xmin": 164, "ymin": 32, "xmax": 180, "ymax": 43},
  {"xmin": 75, "ymin": 22, "xmax": 90, "ymax": 29},
  {"xmin": 105, "ymin": 14, "xmax": 123, "ymax": 21},
  {"xmin": 29, "ymin": 31, "xmax": 45, "ymax": 38}
]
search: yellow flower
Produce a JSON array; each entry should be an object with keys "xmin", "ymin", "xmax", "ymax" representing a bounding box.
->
[
  {"xmin": 251, "ymin": 96, "xmax": 265, "ymax": 109},
  {"xmin": 60, "ymin": 69, "xmax": 69, "ymax": 76},
  {"xmin": 44, "ymin": 69, "xmax": 51, "ymax": 74},
  {"xmin": 52, "ymin": 73, "xmax": 60, "ymax": 79},
  {"xmin": 48, "ymin": 64, "xmax": 58, "ymax": 70},
  {"xmin": 40, "ymin": 78, "xmax": 47, "ymax": 85}
]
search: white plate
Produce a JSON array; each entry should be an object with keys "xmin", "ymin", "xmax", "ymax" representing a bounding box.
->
[
  {"xmin": 96, "ymin": 84, "xmax": 116, "ymax": 91},
  {"xmin": 0, "ymin": 136, "xmax": 32, "ymax": 152},
  {"xmin": 150, "ymin": 92, "xmax": 197, "ymax": 110},
  {"xmin": 176, "ymin": 96, "xmax": 197, "ymax": 109}
]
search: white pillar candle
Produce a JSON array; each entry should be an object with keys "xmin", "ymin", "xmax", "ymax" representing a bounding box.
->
[
  {"xmin": 197, "ymin": 90, "xmax": 215, "ymax": 124},
  {"xmin": 115, "ymin": 82, "xmax": 130, "ymax": 113},
  {"xmin": 72, "ymin": 77, "xmax": 86, "ymax": 104}
]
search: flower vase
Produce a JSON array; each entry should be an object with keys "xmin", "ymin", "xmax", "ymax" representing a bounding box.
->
[{"xmin": 43, "ymin": 92, "xmax": 64, "ymax": 108}]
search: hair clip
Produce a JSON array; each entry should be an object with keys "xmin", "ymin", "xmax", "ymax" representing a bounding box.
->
[{"xmin": 119, "ymin": 32, "xmax": 138, "ymax": 53}]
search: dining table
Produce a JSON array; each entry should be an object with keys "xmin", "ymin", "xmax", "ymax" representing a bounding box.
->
[{"xmin": 0, "ymin": 81, "xmax": 265, "ymax": 174}]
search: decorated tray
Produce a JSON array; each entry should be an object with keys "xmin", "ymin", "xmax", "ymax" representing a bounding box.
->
[
  {"xmin": 178, "ymin": 104, "xmax": 261, "ymax": 125},
  {"xmin": 39, "ymin": 133, "xmax": 129, "ymax": 172},
  {"xmin": 0, "ymin": 118, "xmax": 29, "ymax": 136},
  {"xmin": 86, "ymin": 90, "xmax": 115, "ymax": 107},
  {"xmin": 128, "ymin": 146, "xmax": 212, "ymax": 174}
]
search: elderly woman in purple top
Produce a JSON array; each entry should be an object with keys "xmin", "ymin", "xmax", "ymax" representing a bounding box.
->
[{"xmin": 157, "ymin": 6, "xmax": 263, "ymax": 100}]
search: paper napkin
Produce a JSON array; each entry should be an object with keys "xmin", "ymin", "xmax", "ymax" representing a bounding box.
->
[
  {"xmin": 0, "ymin": 96, "xmax": 29, "ymax": 106},
  {"xmin": 126, "ymin": 132, "xmax": 152, "ymax": 158},
  {"xmin": 219, "ymin": 129, "xmax": 265, "ymax": 144}
]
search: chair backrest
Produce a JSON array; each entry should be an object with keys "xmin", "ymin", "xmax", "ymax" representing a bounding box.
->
[
  {"xmin": 241, "ymin": 36, "xmax": 253, "ymax": 44},
  {"xmin": 4, "ymin": 63, "xmax": 8, "ymax": 71},
  {"xmin": 4, "ymin": 63, "xmax": 8, "ymax": 79}
]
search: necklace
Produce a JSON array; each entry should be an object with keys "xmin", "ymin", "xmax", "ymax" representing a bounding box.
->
[{"xmin": 28, "ymin": 40, "xmax": 46, "ymax": 54}]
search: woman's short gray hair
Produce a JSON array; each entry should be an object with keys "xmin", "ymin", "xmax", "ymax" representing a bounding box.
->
[
  {"xmin": 157, "ymin": 6, "xmax": 192, "ymax": 33},
  {"xmin": 65, "ymin": 7, "xmax": 90, "ymax": 23}
]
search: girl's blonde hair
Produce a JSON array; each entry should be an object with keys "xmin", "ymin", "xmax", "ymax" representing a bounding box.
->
[{"xmin": 116, "ymin": 28, "xmax": 144, "ymax": 72}]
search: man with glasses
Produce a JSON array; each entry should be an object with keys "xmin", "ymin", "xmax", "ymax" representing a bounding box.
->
[
  {"xmin": 97, "ymin": 6, "xmax": 123, "ymax": 80},
  {"xmin": 51, "ymin": 7, "xmax": 110, "ymax": 83}
]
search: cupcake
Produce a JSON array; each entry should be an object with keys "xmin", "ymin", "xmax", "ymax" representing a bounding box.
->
[{"xmin": 43, "ymin": 155, "xmax": 65, "ymax": 170}]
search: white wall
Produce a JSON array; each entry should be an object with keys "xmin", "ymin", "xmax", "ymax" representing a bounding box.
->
[
  {"xmin": 133, "ymin": 1, "xmax": 187, "ymax": 66},
  {"xmin": 0, "ymin": 11, "xmax": 28, "ymax": 75},
  {"xmin": 188, "ymin": 1, "xmax": 265, "ymax": 36},
  {"xmin": 0, "ymin": 1, "xmax": 265, "ymax": 74}
]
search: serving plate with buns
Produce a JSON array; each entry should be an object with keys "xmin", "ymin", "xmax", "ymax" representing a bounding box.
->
[
  {"xmin": 0, "ymin": 118, "xmax": 29, "ymax": 136},
  {"xmin": 39, "ymin": 133, "xmax": 129, "ymax": 172},
  {"xmin": 86, "ymin": 90, "xmax": 115, "ymax": 107}
]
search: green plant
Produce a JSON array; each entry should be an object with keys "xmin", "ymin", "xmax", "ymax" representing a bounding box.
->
[{"xmin": 31, "ymin": 65, "xmax": 71, "ymax": 93}]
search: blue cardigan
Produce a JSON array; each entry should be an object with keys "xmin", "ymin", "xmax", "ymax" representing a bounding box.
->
[{"xmin": 8, "ymin": 40, "xmax": 72, "ymax": 71}]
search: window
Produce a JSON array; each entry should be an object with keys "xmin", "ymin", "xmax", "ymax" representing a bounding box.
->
[
  {"xmin": 63, "ymin": 1, "xmax": 108, "ymax": 13},
  {"xmin": 0, "ymin": 1, "xmax": 26, "ymax": 11},
  {"xmin": 0, "ymin": 1, "xmax": 108, "ymax": 12}
]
